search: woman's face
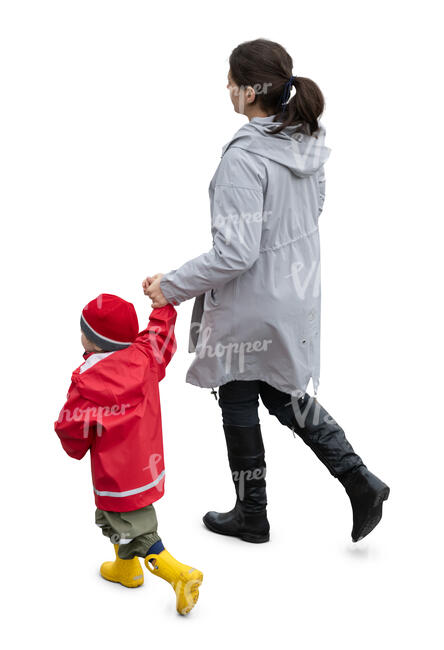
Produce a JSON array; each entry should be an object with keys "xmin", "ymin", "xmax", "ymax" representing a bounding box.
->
[
  {"xmin": 227, "ymin": 69, "xmax": 249, "ymax": 115},
  {"xmin": 227, "ymin": 69, "xmax": 271, "ymax": 120}
]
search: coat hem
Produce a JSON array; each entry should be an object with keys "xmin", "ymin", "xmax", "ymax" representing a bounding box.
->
[{"xmin": 185, "ymin": 371, "xmax": 312, "ymax": 399}]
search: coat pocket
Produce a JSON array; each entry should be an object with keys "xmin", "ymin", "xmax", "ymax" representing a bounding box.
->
[{"xmin": 205, "ymin": 288, "xmax": 220, "ymax": 309}]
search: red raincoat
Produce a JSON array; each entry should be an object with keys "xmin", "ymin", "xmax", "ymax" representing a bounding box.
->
[{"xmin": 55, "ymin": 305, "xmax": 177, "ymax": 512}]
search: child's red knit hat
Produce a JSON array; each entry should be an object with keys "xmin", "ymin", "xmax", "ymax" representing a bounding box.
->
[{"xmin": 80, "ymin": 294, "xmax": 139, "ymax": 351}]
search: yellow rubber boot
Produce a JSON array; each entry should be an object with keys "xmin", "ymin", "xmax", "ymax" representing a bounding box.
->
[
  {"xmin": 145, "ymin": 550, "xmax": 203, "ymax": 615},
  {"xmin": 100, "ymin": 544, "xmax": 144, "ymax": 588}
]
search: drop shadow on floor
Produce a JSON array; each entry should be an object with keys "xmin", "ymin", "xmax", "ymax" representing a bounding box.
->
[{"xmin": 344, "ymin": 543, "xmax": 372, "ymax": 559}]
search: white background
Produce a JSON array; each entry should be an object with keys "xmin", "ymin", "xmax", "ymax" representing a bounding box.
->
[{"xmin": 1, "ymin": 1, "xmax": 443, "ymax": 648}]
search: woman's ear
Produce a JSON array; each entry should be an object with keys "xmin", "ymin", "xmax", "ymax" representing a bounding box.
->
[{"xmin": 245, "ymin": 86, "xmax": 256, "ymax": 105}]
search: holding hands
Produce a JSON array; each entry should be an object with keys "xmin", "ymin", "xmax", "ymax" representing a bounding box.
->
[{"xmin": 142, "ymin": 273, "xmax": 168, "ymax": 309}]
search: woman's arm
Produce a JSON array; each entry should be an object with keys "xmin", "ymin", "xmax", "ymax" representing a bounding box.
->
[{"xmin": 159, "ymin": 148, "xmax": 265, "ymax": 305}]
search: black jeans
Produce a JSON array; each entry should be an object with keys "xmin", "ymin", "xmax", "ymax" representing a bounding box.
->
[
  {"xmin": 218, "ymin": 380, "xmax": 364, "ymax": 477},
  {"xmin": 218, "ymin": 380, "xmax": 299, "ymax": 428}
]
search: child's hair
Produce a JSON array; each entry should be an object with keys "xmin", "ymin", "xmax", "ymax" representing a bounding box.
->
[
  {"xmin": 229, "ymin": 38, "xmax": 325, "ymax": 136},
  {"xmin": 81, "ymin": 331, "xmax": 104, "ymax": 352}
]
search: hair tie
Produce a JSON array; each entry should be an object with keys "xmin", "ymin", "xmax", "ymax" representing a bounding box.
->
[{"xmin": 281, "ymin": 75, "xmax": 296, "ymax": 111}]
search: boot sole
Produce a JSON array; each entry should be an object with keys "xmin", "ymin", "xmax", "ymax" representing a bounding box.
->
[
  {"xmin": 202, "ymin": 515, "xmax": 270, "ymax": 544},
  {"xmin": 353, "ymin": 485, "xmax": 390, "ymax": 543},
  {"xmin": 100, "ymin": 572, "xmax": 144, "ymax": 588},
  {"xmin": 177, "ymin": 571, "xmax": 203, "ymax": 615}
]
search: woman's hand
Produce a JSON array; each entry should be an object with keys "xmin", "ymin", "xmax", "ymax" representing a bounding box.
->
[{"xmin": 142, "ymin": 273, "xmax": 168, "ymax": 308}]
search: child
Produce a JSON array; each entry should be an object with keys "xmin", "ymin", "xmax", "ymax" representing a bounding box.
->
[{"xmin": 54, "ymin": 293, "xmax": 203, "ymax": 615}]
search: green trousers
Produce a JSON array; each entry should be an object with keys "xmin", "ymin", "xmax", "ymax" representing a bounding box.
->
[{"xmin": 95, "ymin": 505, "xmax": 161, "ymax": 560}]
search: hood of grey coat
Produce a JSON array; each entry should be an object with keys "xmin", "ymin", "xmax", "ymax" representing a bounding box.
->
[{"xmin": 222, "ymin": 115, "xmax": 331, "ymax": 178}]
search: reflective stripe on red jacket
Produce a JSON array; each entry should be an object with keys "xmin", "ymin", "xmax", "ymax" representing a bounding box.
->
[{"xmin": 55, "ymin": 305, "xmax": 177, "ymax": 512}]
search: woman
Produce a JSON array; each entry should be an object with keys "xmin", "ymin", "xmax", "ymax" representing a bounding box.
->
[{"xmin": 145, "ymin": 39, "xmax": 389, "ymax": 544}]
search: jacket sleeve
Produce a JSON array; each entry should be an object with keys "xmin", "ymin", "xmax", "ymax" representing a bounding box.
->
[
  {"xmin": 159, "ymin": 148, "xmax": 264, "ymax": 305},
  {"xmin": 54, "ymin": 383, "xmax": 96, "ymax": 460},
  {"xmin": 318, "ymin": 164, "xmax": 326, "ymax": 217},
  {"xmin": 137, "ymin": 304, "xmax": 177, "ymax": 381}
]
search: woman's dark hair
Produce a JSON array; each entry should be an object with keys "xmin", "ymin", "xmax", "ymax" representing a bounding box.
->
[{"xmin": 229, "ymin": 38, "xmax": 324, "ymax": 135}]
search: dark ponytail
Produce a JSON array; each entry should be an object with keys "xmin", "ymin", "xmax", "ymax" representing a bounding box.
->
[{"xmin": 229, "ymin": 39, "xmax": 325, "ymax": 136}]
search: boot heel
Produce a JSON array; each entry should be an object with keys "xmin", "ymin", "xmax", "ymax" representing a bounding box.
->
[
  {"xmin": 374, "ymin": 485, "xmax": 390, "ymax": 507},
  {"xmin": 240, "ymin": 531, "xmax": 270, "ymax": 543}
]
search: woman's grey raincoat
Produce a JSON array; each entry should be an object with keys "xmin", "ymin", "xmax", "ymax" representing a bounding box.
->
[{"xmin": 160, "ymin": 115, "xmax": 331, "ymax": 396}]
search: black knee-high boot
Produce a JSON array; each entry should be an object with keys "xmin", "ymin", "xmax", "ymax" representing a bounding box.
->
[
  {"xmin": 288, "ymin": 394, "xmax": 390, "ymax": 542},
  {"xmin": 203, "ymin": 424, "xmax": 270, "ymax": 543}
]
